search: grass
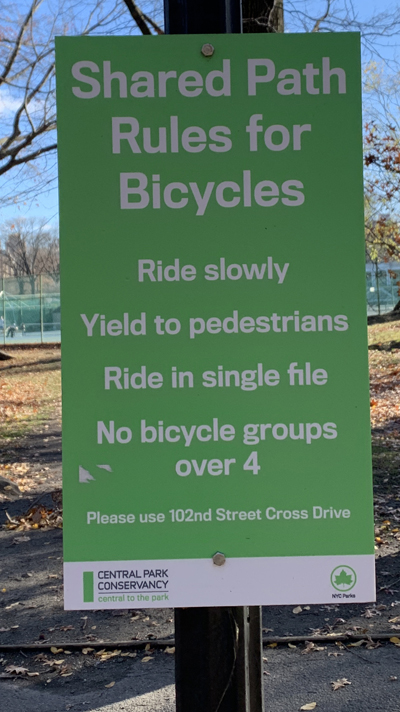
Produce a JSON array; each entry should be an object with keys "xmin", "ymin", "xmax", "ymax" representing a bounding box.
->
[
  {"xmin": 368, "ymin": 319, "xmax": 400, "ymax": 346},
  {"xmin": 0, "ymin": 348, "xmax": 61, "ymax": 442}
]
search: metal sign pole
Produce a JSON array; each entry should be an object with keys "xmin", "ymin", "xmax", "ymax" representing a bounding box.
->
[
  {"xmin": 175, "ymin": 606, "xmax": 264, "ymax": 712},
  {"xmin": 164, "ymin": 1, "xmax": 264, "ymax": 709}
]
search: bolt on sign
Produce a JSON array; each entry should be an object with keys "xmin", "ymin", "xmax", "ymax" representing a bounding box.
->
[{"xmin": 56, "ymin": 33, "xmax": 375, "ymax": 610}]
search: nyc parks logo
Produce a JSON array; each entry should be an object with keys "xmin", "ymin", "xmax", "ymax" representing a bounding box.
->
[{"xmin": 330, "ymin": 565, "xmax": 357, "ymax": 592}]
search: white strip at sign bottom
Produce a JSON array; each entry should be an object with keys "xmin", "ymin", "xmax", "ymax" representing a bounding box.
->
[{"xmin": 64, "ymin": 555, "xmax": 375, "ymax": 609}]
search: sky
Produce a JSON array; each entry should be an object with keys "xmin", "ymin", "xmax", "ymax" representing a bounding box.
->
[{"xmin": 0, "ymin": 0, "xmax": 399, "ymax": 229}]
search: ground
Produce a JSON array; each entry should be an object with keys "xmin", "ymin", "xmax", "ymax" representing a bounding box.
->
[{"xmin": 0, "ymin": 332, "xmax": 399, "ymax": 709}]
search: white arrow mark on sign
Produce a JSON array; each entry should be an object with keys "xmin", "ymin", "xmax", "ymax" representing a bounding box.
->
[
  {"xmin": 97, "ymin": 464, "xmax": 112, "ymax": 472},
  {"xmin": 79, "ymin": 466, "xmax": 95, "ymax": 483}
]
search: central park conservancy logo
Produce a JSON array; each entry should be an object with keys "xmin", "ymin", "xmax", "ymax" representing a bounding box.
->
[{"xmin": 330, "ymin": 565, "xmax": 357, "ymax": 592}]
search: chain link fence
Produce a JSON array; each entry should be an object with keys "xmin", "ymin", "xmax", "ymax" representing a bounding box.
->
[
  {"xmin": 0, "ymin": 266, "xmax": 399, "ymax": 345},
  {"xmin": 366, "ymin": 263, "xmax": 400, "ymax": 316},
  {"xmin": 0, "ymin": 274, "xmax": 60, "ymax": 345}
]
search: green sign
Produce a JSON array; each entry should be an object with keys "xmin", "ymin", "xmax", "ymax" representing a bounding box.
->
[{"xmin": 56, "ymin": 33, "xmax": 375, "ymax": 609}]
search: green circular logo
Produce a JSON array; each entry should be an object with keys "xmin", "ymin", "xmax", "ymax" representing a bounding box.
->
[{"xmin": 330, "ymin": 565, "xmax": 357, "ymax": 591}]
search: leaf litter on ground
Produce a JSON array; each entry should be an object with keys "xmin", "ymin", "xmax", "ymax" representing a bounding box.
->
[{"xmin": 331, "ymin": 678, "xmax": 351, "ymax": 691}]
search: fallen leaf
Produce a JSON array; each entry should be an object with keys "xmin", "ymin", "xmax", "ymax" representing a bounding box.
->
[
  {"xmin": 266, "ymin": 642, "xmax": 277, "ymax": 648},
  {"xmin": 95, "ymin": 649, "xmax": 121, "ymax": 661},
  {"xmin": 50, "ymin": 647, "xmax": 63, "ymax": 654},
  {"xmin": 348, "ymin": 640, "xmax": 366, "ymax": 647},
  {"xmin": 0, "ymin": 628, "xmax": 10, "ymax": 632},
  {"xmin": 300, "ymin": 704, "xmax": 317, "ymax": 711},
  {"xmin": 82, "ymin": 647, "xmax": 94, "ymax": 655},
  {"xmin": 288, "ymin": 643, "xmax": 297, "ymax": 649},
  {"xmin": 105, "ymin": 681, "xmax": 115, "ymax": 688},
  {"xmin": 390, "ymin": 637, "xmax": 400, "ymax": 646},
  {"xmin": 5, "ymin": 665, "xmax": 28, "ymax": 675},
  {"xmin": 292, "ymin": 606, "xmax": 302, "ymax": 614},
  {"xmin": 366, "ymin": 637, "xmax": 381, "ymax": 650},
  {"xmin": 34, "ymin": 654, "xmax": 49, "ymax": 662},
  {"xmin": 27, "ymin": 672, "xmax": 40, "ymax": 677},
  {"xmin": 302, "ymin": 642, "xmax": 326, "ymax": 654},
  {"xmin": 331, "ymin": 678, "xmax": 351, "ymax": 691},
  {"xmin": 142, "ymin": 656, "xmax": 154, "ymax": 663},
  {"xmin": 164, "ymin": 646, "xmax": 175, "ymax": 654}
]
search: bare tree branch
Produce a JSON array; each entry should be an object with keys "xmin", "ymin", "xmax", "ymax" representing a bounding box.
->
[
  {"xmin": 0, "ymin": 143, "xmax": 57, "ymax": 177},
  {"xmin": 0, "ymin": 0, "xmax": 141, "ymax": 208},
  {"xmin": 311, "ymin": 0, "xmax": 331, "ymax": 33},
  {"xmin": 122, "ymin": 0, "xmax": 152, "ymax": 34},
  {"xmin": 0, "ymin": 0, "xmax": 43, "ymax": 87},
  {"xmin": 142, "ymin": 11, "xmax": 164, "ymax": 35}
]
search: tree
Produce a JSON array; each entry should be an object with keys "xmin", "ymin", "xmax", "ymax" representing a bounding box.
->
[
  {"xmin": 0, "ymin": 217, "xmax": 59, "ymax": 292},
  {"xmin": 364, "ymin": 122, "xmax": 400, "ymax": 261},
  {"xmin": 0, "ymin": 0, "xmax": 138, "ymax": 208},
  {"xmin": 242, "ymin": 0, "xmax": 284, "ymax": 33},
  {"xmin": 240, "ymin": 0, "xmax": 400, "ymax": 49}
]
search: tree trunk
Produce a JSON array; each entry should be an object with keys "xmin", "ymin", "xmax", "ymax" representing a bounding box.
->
[{"xmin": 242, "ymin": 0, "xmax": 284, "ymax": 33}]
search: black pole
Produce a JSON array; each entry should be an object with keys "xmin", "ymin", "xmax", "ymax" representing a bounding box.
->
[
  {"xmin": 164, "ymin": 1, "xmax": 264, "ymax": 710},
  {"xmin": 175, "ymin": 606, "xmax": 264, "ymax": 712},
  {"xmin": 164, "ymin": 0, "xmax": 242, "ymax": 34}
]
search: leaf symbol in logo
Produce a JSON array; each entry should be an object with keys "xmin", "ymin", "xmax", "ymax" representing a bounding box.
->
[{"xmin": 334, "ymin": 569, "xmax": 353, "ymax": 587}]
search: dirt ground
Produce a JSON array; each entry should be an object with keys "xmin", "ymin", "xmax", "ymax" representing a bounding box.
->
[{"xmin": 0, "ymin": 338, "xmax": 399, "ymax": 696}]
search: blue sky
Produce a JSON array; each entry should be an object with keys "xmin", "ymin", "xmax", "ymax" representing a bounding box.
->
[{"xmin": 0, "ymin": 0, "xmax": 399, "ymax": 228}]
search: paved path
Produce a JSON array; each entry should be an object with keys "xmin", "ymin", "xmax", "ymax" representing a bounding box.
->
[{"xmin": 2, "ymin": 643, "xmax": 400, "ymax": 712}]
